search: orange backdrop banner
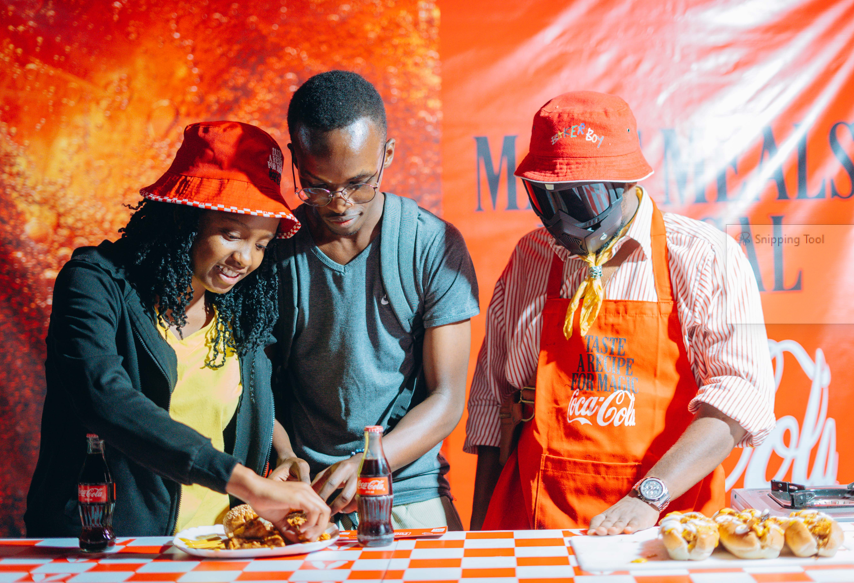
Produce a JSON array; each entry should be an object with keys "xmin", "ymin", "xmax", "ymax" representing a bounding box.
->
[
  {"xmin": 439, "ymin": 0, "xmax": 854, "ymax": 528},
  {"xmin": 1, "ymin": 0, "xmax": 853, "ymax": 536}
]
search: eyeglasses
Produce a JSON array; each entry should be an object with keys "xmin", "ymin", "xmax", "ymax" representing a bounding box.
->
[{"xmin": 292, "ymin": 147, "xmax": 387, "ymax": 207}]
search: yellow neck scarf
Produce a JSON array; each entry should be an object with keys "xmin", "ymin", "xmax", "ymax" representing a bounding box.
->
[{"xmin": 563, "ymin": 188, "xmax": 641, "ymax": 339}]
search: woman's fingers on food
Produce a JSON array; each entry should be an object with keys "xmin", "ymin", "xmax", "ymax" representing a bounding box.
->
[{"xmin": 297, "ymin": 484, "xmax": 327, "ymax": 524}]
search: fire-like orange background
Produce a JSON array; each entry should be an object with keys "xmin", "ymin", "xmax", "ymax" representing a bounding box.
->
[
  {"xmin": 0, "ymin": 0, "xmax": 441, "ymax": 537},
  {"xmin": 3, "ymin": 0, "xmax": 854, "ymax": 538}
]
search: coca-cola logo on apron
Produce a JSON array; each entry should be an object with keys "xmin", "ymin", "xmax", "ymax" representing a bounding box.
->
[{"xmin": 566, "ymin": 333, "xmax": 638, "ymax": 427}]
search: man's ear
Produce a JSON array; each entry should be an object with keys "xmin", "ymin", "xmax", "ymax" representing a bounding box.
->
[{"xmin": 383, "ymin": 138, "xmax": 396, "ymax": 168}]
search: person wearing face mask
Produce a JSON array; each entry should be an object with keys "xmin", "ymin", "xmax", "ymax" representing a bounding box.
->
[
  {"xmin": 465, "ymin": 92, "xmax": 776, "ymax": 534},
  {"xmin": 25, "ymin": 121, "xmax": 330, "ymax": 539}
]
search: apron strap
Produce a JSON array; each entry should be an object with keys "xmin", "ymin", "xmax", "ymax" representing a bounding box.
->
[{"xmin": 649, "ymin": 201, "xmax": 674, "ymax": 303}]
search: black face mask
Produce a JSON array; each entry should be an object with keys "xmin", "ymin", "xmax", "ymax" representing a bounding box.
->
[{"xmin": 524, "ymin": 181, "xmax": 626, "ymax": 256}]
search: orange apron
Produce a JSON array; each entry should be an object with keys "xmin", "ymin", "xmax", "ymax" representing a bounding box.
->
[{"xmin": 483, "ymin": 202, "xmax": 725, "ymax": 530}]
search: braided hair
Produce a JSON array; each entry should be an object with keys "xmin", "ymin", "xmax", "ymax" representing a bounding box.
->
[{"xmin": 119, "ymin": 199, "xmax": 278, "ymax": 369}]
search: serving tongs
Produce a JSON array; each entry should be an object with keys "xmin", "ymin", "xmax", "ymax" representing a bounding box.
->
[{"xmin": 769, "ymin": 480, "xmax": 854, "ymax": 508}]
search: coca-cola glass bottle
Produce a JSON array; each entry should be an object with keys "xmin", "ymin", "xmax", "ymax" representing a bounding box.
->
[
  {"xmin": 78, "ymin": 434, "xmax": 116, "ymax": 552},
  {"xmin": 356, "ymin": 425, "xmax": 393, "ymax": 546}
]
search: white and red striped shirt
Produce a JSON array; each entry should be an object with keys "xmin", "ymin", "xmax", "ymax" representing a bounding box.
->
[{"xmin": 464, "ymin": 188, "xmax": 776, "ymax": 453}]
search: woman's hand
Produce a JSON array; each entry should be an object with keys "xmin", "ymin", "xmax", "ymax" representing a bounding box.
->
[{"xmin": 227, "ymin": 464, "xmax": 331, "ymax": 542}]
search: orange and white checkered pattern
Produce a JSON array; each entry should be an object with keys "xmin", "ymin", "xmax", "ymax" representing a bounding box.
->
[{"xmin": 2, "ymin": 530, "xmax": 853, "ymax": 583}]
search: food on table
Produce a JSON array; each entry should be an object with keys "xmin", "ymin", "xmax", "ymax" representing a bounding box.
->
[
  {"xmin": 658, "ymin": 511, "xmax": 720, "ymax": 560},
  {"xmin": 285, "ymin": 510, "xmax": 331, "ymax": 542},
  {"xmin": 783, "ymin": 510, "xmax": 843, "ymax": 557},
  {"xmin": 178, "ymin": 506, "xmax": 332, "ymax": 552},
  {"xmin": 287, "ymin": 510, "xmax": 307, "ymax": 529},
  {"xmin": 223, "ymin": 505, "xmax": 286, "ymax": 549},
  {"xmin": 713, "ymin": 508, "xmax": 785, "ymax": 559},
  {"xmin": 180, "ymin": 534, "xmax": 227, "ymax": 550}
]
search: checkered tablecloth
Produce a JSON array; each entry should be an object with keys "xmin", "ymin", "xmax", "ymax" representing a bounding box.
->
[{"xmin": 2, "ymin": 530, "xmax": 854, "ymax": 583}]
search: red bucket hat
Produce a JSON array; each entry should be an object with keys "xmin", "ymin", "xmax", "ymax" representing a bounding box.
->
[
  {"xmin": 140, "ymin": 121, "xmax": 300, "ymax": 238},
  {"xmin": 515, "ymin": 91, "xmax": 654, "ymax": 184}
]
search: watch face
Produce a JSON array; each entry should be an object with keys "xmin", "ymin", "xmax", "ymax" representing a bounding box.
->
[{"xmin": 640, "ymin": 479, "xmax": 664, "ymax": 500}]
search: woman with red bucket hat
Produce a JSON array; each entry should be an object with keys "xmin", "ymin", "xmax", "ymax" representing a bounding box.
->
[{"xmin": 25, "ymin": 121, "xmax": 330, "ymax": 540}]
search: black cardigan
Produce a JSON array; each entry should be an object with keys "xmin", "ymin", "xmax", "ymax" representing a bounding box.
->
[{"xmin": 25, "ymin": 240, "xmax": 274, "ymax": 536}]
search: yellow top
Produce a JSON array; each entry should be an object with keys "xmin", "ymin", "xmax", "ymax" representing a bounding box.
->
[{"xmin": 159, "ymin": 311, "xmax": 242, "ymax": 533}]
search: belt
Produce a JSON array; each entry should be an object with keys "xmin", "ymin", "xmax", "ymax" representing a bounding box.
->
[{"xmin": 497, "ymin": 386, "xmax": 535, "ymax": 466}]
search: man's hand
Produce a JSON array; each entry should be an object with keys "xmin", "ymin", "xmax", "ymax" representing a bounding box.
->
[
  {"xmin": 587, "ymin": 495, "xmax": 660, "ymax": 535},
  {"xmin": 270, "ymin": 421, "xmax": 311, "ymax": 483},
  {"xmin": 311, "ymin": 455, "xmax": 362, "ymax": 515},
  {"xmin": 588, "ymin": 405, "xmax": 748, "ymax": 535},
  {"xmin": 471, "ymin": 446, "xmax": 501, "ymax": 530},
  {"xmin": 227, "ymin": 464, "xmax": 331, "ymax": 543},
  {"xmin": 268, "ymin": 456, "xmax": 311, "ymax": 484}
]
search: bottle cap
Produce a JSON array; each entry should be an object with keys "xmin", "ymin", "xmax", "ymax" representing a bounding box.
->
[
  {"xmin": 86, "ymin": 433, "xmax": 99, "ymax": 439},
  {"xmin": 364, "ymin": 426, "xmax": 384, "ymax": 434}
]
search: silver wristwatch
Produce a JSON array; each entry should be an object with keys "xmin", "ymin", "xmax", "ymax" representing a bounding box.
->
[{"xmin": 632, "ymin": 477, "xmax": 671, "ymax": 511}]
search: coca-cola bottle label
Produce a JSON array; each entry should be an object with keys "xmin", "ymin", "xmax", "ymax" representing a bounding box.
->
[
  {"xmin": 357, "ymin": 476, "xmax": 390, "ymax": 496},
  {"xmin": 78, "ymin": 484, "xmax": 109, "ymax": 504}
]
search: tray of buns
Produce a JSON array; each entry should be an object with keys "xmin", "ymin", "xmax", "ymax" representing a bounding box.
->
[{"xmin": 570, "ymin": 508, "xmax": 854, "ymax": 572}]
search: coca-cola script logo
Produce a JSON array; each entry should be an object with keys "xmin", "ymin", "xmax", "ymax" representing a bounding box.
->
[
  {"xmin": 357, "ymin": 476, "xmax": 390, "ymax": 496},
  {"xmin": 78, "ymin": 484, "xmax": 108, "ymax": 504},
  {"xmin": 566, "ymin": 388, "xmax": 637, "ymax": 427},
  {"xmin": 725, "ymin": 339, "xmax": 838, "ymax": 490}
]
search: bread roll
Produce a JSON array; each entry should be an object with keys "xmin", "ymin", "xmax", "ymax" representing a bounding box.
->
[
  {"xmin": 784, "ymin": 510, "xmax": 844, "ymax": 558},
  {"xmin": 659, "ymin": 511, "xmax": 719, "ymax": 560},
  {"xmin": 223, "ymin": 504, "xmax": 277, "ymax": 539},
  {"xmin": 713, "ymin": 508, "xmax": 785, "ymax": 559}
]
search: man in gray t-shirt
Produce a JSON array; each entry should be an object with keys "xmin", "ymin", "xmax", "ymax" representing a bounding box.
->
[{"xmin": 270, "ymin": 70, "xmax": 479, "ymax": 529}]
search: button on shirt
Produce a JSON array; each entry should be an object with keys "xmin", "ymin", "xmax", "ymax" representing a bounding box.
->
[{"xmin": 464, "ymin": 188, "xmax": 776, "ymax": 453}]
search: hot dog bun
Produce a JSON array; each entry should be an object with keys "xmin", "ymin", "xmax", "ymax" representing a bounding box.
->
[
  {"xmin": 659, "ymin": 511, "xmax": 719, "ymax": 560},
  {"xmin": 785, "ymin": 510, "xmax": 844, "ymax": 558},
  {"xmin": 713, "ymin": 508, "xmax": 785, "ymax": 559}
]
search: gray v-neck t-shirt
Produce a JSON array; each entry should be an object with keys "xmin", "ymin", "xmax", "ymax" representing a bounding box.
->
[{"xmin": 280, "ymin": 202, "xmax": 479, "ymax": 506}]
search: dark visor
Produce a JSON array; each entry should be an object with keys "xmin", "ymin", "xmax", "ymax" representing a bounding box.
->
[{"xmin": 524, "ymin": 181, "xmax": 625, "ymax": 226}]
